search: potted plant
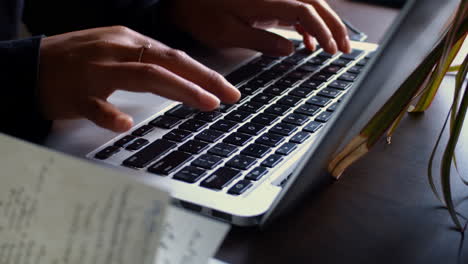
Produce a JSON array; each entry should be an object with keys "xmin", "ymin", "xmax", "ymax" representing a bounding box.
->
[{"xmin": 328, "ymin": 0, "xmax": 468, "ymax": 231}]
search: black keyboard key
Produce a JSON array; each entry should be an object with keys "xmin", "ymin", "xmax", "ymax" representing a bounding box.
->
[
  {"xmin": 237, "ymin": 93, "xmax": 249, "ymax": 104},
  {"xmin": 341, "ymin": 49, "xmax": 364, "ymax": 60},
  {"xmin": 194, "ymin": 111, "xmax": 222, "ymax": 122},
  {"xmin": 301, "ymin": 79, "xmax": 324, "ymax": 90},
  {"xmin": 223, "ymin": 132, "xmax": 253, "ymax": 146},
  {"xmin": 239, "ymin": 85, "xmax": 261, "ymax": 95},
  {"xmin": 264, "ymin": 86, "xmax": 288, "ymax": 96},
  {"xmin": 290, "ymin": 131, "xmax": 311, "ymax": 143},
  {"xmin": 173, "ymin": 166, "xmax": 207, "ymax": 183},
  {"xmin": 331, "ymin": 58, "xmax": 352, "ymax": 67},
  {"xmin": 179, "ymin": 140, "xmax": 209, "ymax": 154},
  {"xmin": 329, "ymin": 80, "xmax": 352, "ymax": 90},
  {"xmin": 114, "ymin": 135, "xmax": 136, "ymax": 147},
  {"xmin": 126, "ymin": 138, "xmax": 149, "ymax": 151},
  {"xmin": 276, "ymin": 142, "xmax": 297, "ymax": 155},
  {"xmin": 251, "ymin": 113, "xmax": 279, "ymax": 126},
  {"xmin": 277, "ymin": 95, "xmax": 302, "ymax": 107},
  {"xmin": 225, "ymin": 110, "xmax": 252, "ymax": 122},
  {"xmin": 218, "ymin": 103, "xmax": 236, "ymax": 113},
  {"xmin": 123, "ymin": 139, "xmax": 176, "ymax": 168},
  {"xmin": 270, "ymin": 123, "xmax": 297, "ymax": 136},
  {"xmin": 256, "ymin": 132, "xmax": 285, "ymax": 147},
  {"xmin": 225, "ymin": 64, "xmax": 262, "ymax": 86},
  {"xmin": 318, "ymin": 87, "xmax": 341, "ymax": 98},
  {"xmin": 297, "ymin": 64, "xmax": 320, "ymax": 72},
  {"xmin": 265, "ymin": 104, "xmax": 291, "ymax": 116},
  {"xmin": 322, "ymin": 65, "xmax": 343, "ymax": 74},
  {"xmin": 271, "ymin": 63, "xmax": 292, "ymax": 73},
  {"xmin": 275, "ymin": 78, "xmax": 299, "ymax": 88},
  {"xmin": 261, "ymin": 154, "xmax": 284, "ymax": 168},
  {"xmin": 295, "ymin": 104, "xmax": 320, "ymax": 116},
  {"xmin": 226, "ymin": 155, "xmax": 257, "ymax": 170},
  {"xmin": 311, "ymin": 72, "xmax": 333, "ymax": 82},
  {"xmin": 211, "ymin": 119, "xmax": 238, "ymax": 132},
  {"xmin": 208, "ymin": 143, "xmax": 238, "ymax": 157},
  {"xmin": 318, "ymin": 51, "xmax": 336, "ymax": 58},
  {"xmin": 201, "ymin": 167, "xmax": 242, "ymax": 190},
  {"xmin": 248, "ymin": 77, "xmax": 272, "ymax": 88},
  {"xmin": 238, "ymin": 101, "xmax": 265, "ymax": 113},
  {"xmin": 287, "ymin": 70, "xmax": 309, "ymax": 80},
  {"xmin": 257, "ymin": 71, "xmax": 279, "ymax": 82},
  {"xmin": 192, "ymin": 154, "xmax": 223, "ymax": 169},
  {"xmin": 289, "ymin": 87, "xmax": 314, "ymax": 98},
  {"xmin": 283, "ymin": 113, "xmax": 309, "ymax": 126},
  {"xmin": 166, "ymin": 104, "xmax": 197, "ymax": 119},
  {"xmin": 308, "ymin": 56, "xmax": 328, "ymax": 65},
  {"xmin": 327, "ymin": 102, "xmax": 339, "ymax": 112},
  {"xmin": 149, "ymin": 115, "xmax": 182, "ymax": 129},
  {"xmin": 251, "ymin": 93, "xmax": 276, "ymax": 104},
  {"xmin": 306, "ymin": 96, "xmax": 331, "ymax": 107},
  {"xmin": 95, "ymin": 146, "xmax": 120, "ymax": 160},
  {"xmin": 315, "ymin": 111, "xmax": 334, "ymax": 122},
  {"xmin": 303, "ymin": 121, "xmax": 323, "ymax": 133},
  {"xmin": 163, "ymin": 129, "xmax": 192, "ymax": 142},
  {"xmin": 241, "ymin": 144, "xmax": 271, "ymax": 158},
  {"xmin": 148, "ymin": 151, "xmax": 192, "ymax": 175},
  {"xmin": 347, "ymin": 66, "xmax": 363, "ymax": 74},
  {"xmin": 357, "ymin": 58, "xmax": 370, "ymax": 66},
  {"xmin": 283, "ymin": 54, "xmax": 306, "ymax": 65},
  {"xmin": 179, "ymin": 119, "xmax": 207, "ymax": 132},
  {"xmin": 238, "ymin": 122, "xmax": 266, "ymax": 136},
  {"xmin": 245, "ymin": 167, "xmax": 268, "ymax": 181},
  {"xmin": 195, "ymin": 129, "xmax": 224, "ymax": 143},
  {"xmin": 339, "ymin": 72, "xmax": 358, "ymax": 82},
  {"xmin": 132, "ymin": 125, "xmax": 154, "ymax": 137},
  {"xmin": 228, "ymin": 180, "xmax": 253, "ymax": 195}
]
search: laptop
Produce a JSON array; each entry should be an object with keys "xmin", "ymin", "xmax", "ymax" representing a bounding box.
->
[{"xmin": 86, "ymin": 0, "xmax": 459, "ymax": 226}]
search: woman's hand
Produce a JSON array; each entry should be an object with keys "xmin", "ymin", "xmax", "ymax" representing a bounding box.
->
[
  {"xmin": 167, "ymin": 0, "xmax": 351, "ymax": 56},
  {"xmin": 38, "ymin": 26, "xmax": 240, "ymax": 132}
]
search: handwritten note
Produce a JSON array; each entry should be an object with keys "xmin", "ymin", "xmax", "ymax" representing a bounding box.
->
[
  {"xmin": 156, "ymin": 207, "xmax": 230, "ymax": 264},
  {"xmin": 0, "ymin": 133, "xmax": 169, "ymax": 264}
]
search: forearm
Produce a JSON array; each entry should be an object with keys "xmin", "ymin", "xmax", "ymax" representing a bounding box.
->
[{"xmin": 0, "ymin": 36, "xmax": 52, "ymax": 144}]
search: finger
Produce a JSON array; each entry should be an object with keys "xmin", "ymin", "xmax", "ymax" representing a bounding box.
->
[
  {"xmin": 295, "ymin": 24, "xmax": 316, "ymax": 51},
  {"xmin": 245, "ymin": 0, "xmax": 338, "ymax": 54},
  {"xmin": 222, "ymin": 17, "xmax": 294, "ymax": 56},
  {"xmin": 99, "ymin": 62, "xmax": 222, "ymax": 111},
  {"xmin": 137, "ymin": 42, "xmax": 240, "ymax": 104},
  {"xmin": 82, "ymin": 97, "xmax": 133, "ymax": 132},
  {"xmin": 301, "ymin": 0, "xmax": 351, "ymax": 53}
]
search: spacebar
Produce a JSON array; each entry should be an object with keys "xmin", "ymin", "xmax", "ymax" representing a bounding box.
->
[{"xmin": 122, "ymin": 139, "xmax": 176, "ymax": 168}]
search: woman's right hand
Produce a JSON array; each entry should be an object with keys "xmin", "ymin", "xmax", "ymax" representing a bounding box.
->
[{"xmin": 38, "ymin": 26, "xmax": 240, "ymax": 132}]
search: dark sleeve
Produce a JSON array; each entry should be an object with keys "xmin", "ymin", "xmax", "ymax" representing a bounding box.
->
[
  {"xmin": 0, "ymin": 36, "xmax": 52, "ymax": 144},
  {"xmin": 23, "ymin": 0, "xmax": 193, "ymax": 48}
]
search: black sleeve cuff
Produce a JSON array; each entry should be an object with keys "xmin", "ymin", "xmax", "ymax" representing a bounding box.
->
[{"xmin": 0, "ymin": 36, "xmax": 52, "ymax": 144}]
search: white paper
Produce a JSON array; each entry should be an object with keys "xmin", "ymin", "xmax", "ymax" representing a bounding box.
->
[
  {"xmin": 0, "ymin": 133, "xmax": 169, "ymax": 264},
  {"xmin": 156, "ymin": 207, "xmax": 230, "ymax": 264}
]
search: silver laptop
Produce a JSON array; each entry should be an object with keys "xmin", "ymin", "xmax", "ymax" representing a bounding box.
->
[{"xmin": 86, "ymin": 0, "xmax": 459, "ymax": 226}]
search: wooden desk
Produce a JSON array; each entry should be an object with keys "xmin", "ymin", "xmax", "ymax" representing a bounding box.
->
[{"xmin": 216, "ymin": 2, "xmax": 468, "ymax": 264}]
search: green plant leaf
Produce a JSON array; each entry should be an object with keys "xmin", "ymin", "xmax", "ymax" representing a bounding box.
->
[{"xmin": 440, "ymin": 77, "xmax": 468, "ymax": 231}]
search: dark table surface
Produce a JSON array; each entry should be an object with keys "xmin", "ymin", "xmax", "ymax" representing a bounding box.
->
[{"xmin": 216, "ymin": 1, "xmax": 468, "ymax": 263}]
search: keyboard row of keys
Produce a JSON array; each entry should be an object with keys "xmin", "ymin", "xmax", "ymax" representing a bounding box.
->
[{"xmin": 95, "ymin": 46, "xmax": 369, "ymax": 196}]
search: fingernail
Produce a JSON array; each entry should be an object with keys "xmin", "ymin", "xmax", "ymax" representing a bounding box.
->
[
  {"xmin": 342, "ymin": 36, "xmax": 351, "ymax": 53},
  {"xmin": 198, "ymin": 92, "xmax": 220, "ymax": 111},
  {"xmin": 328, "ymin": 39, "xmax": 338, "ymax": 54},
  {"xmin": 115, "ymin": 115, "xmax": 133, "ymax": 131}
]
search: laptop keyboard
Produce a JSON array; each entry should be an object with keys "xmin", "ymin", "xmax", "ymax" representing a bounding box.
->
[{"xmin": 94, "ymin": 40, "xmax": 372, "ymax": 196}]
